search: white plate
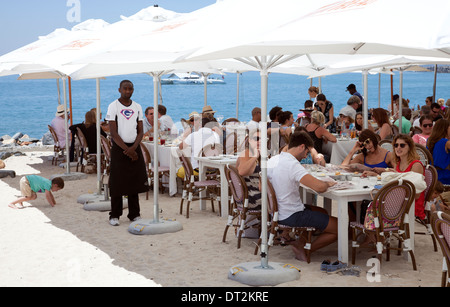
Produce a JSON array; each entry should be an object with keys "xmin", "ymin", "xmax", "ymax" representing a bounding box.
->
[{"xmin": 208, "ymin": 156, "xmax": 223, "ymax": 160}]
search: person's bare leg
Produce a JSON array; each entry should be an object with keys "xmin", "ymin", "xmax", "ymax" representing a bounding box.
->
[
  {"xmin": 310, "ymin": 216, "xmax": 338, "ymax": 253},
  {"xmin": 291, "ymin": 237, "xmax": 308, "ymax": 262},
  {"xmin": 9, "ymin": 194, "xmax": 36, "ymax": 209}
]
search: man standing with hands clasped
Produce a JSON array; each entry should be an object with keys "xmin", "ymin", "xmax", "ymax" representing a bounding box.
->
[{"xmin": 106, "ymin": 80, "xmax": 149, "ymax": 226}]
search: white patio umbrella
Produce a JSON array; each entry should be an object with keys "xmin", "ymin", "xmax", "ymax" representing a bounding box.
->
[
  {"xmin": 0, "ymin": 6, "xmax": 188, "ymax": 199},
  {"xmin": 175, "ymin": 0, "xmax": 450, "ymax": 284},
  {"xmin": 184, "ymin": 0, "xmax": 450, "ymax": 134},
  {"xmin": 0, "ymin": 19, "xmax": 110, "ymax": 180},
  {"xmin": 67, "ymin": 0, "xmax": 450, "ymax": 284}
]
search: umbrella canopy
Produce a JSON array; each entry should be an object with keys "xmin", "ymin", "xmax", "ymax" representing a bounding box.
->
[
  {"xmin": 0, "ymin": 6, "xmax": 186, "ymax": 77},
  {"xmin": 308, "ymin": 55, "xmax": 450, "ymax": 78},
  {"xmin": 186, "ymin": 0, "xmax": 450, "ymax": 62}
]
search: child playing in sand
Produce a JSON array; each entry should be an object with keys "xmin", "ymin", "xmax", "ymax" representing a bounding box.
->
[
  {"xmin": 429, "ymin": 180, "xmax": 450, "ymax": 213},
  {"xmin": 8, "ymin": 175, "xmax": 64, "ymax": 209}
]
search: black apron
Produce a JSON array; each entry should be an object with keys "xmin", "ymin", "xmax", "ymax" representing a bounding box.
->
[
  {"xmin": 109, "ymin": 141, "xmax": 149, "ymax": 197},
  {"xmin": 109, "ymin": 106, "xmax": 149, "ymax": 197}
]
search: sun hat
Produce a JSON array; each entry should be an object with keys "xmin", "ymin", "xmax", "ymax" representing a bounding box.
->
[
  {"xmin": 55, "ymin": 105, "xmax": 67, "ymax": 116},
  {"xmin": 339, "ymin": 106, "xmax": 356, "ymax": 118},
  {"xmin": 201, "ymin": 105, "xmax": 216, "ymax": 114},
  {"xmin": 189, "ymin": 111, "xmax": 200, "ymax": 119}
]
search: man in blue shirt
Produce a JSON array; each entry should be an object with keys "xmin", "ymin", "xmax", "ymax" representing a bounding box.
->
[{"xmin": 347, "ymin": 83, "xmax": 363, "ymax": 113}]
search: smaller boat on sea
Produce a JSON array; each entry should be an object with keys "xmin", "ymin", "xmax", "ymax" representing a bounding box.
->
[{"xmin": 161, "ymin": 72, "xmax": 225, "ymax": 85}]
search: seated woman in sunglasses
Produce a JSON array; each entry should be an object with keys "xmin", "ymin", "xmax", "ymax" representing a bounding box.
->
[
  {"xmin": 341, "ymin": 129, "xmax": 395, "ymax": 172},
  {"xmin": 412, "ymin": 115, "xmax": 433, "ymax": 146},
  {"xmin": 391, "ymin": 134, "xmax": 426, "ymax": 219},
  {"xmin": 236, "ymin": 129, "xmax": 262, "ymax": 210}
]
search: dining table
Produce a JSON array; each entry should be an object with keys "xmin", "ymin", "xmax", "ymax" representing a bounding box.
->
[
  {"xmin": 300, "ymin": 165, "xmax": 415, "ymax": 264},
  {"xmin": 142, "ymin": 141, "xmax": 182, "ymax": 197},
  {"xmin": 196, "ymin": 154, "xmax": 238, "ymax": 218}
]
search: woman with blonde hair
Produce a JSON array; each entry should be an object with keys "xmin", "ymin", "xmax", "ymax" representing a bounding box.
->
[
  {"xmin": 305, "ymin": 110, "xmax": 336, "ymax": 162},
  {"xmin": 392, "ymin": 134, "xmax": 426, "ymax": 219},
  {"xmin": 307, "ymin": 86, "xmax": 319, "ymax": 104},
  {"xmin": 80, "ymin": 110, "xmax": 106, "ymax": 154}
]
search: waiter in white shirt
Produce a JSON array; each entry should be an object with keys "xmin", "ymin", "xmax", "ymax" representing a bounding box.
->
[{"xmin": 105, "ymin": 80, "xmax": 149, "ymax": 226}]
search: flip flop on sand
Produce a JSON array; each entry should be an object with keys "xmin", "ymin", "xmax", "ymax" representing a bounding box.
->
[{"xmin": 8, "ymin": 203, "xmax": 24, "ymax": 209}]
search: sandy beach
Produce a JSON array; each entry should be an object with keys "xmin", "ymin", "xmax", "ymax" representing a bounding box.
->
[{"xmin": 0, "ymin": 148, "xmax": 444, "ymax": 287}]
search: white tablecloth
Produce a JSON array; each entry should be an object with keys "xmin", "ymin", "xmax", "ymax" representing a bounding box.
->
[
  {"xmin": 322, "ymin": 139, "xmax": 357, "ymax": 165},
  {"xmin": 143, "ymin": 142, "xmax": 181, "ymax": 196},
  {"xmin": 197, "ymin": 155, "xmax": 238, "ymax": 218},
  {"xmin": 301, "ymin": 172, "xmax": 415, "ymax": 264}
]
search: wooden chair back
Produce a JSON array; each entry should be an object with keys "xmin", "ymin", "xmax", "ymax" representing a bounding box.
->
[
  {"xmin": 372, "ymin": 179, "xmax": 415, "ymax": 232},
  {"xmin": 415, "ymin": 143, "xmax": 433, "ymax": 166},
  {"xmin": 225, "ymin": 165, "xmax": 248, "ymax": 209},
  {"xmin": 431, "ymin": 211, "xmax": 450, "ymax": 287}
]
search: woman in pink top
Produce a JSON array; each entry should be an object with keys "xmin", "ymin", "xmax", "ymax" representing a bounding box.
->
[{"xmin": 412, "ymin": 115, "xmax": 433, "ymax": 146}]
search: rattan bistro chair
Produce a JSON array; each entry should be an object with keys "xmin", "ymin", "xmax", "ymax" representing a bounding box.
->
[
  {"xmin": 350, "ymin": 179, "xmax": 417, "ymax": 270},
  {"xmin": 254, "ymin": 178, "xmax": 315, "ymax": 263},
  {"xmin": 76, "ymin": 127, "xmax": 98, "ymax": 173},
  {"xmin": 222, "ymin": 165, "xmax": 261, "ymax": 249},
  {"xmin": 140, "ymin": 143, "xmax": 170, "ymax": 198},
  {"xmin": 415, "ymin": 143, "xmax": 433, "ymax": 166},
  {"xmin": 178, "ymin": 153, "xmax": 221, "ymax": 218},
  {"xmin": 47, "ymin": 125, "xmax": 65, "ymax": 165},
  {"xmin": 415, "ymin": 165, "xmax": 439, "ymax": 252},
  {"xmin": 431, "ymin": 211, "xmax": 450, "ymax": 287}
]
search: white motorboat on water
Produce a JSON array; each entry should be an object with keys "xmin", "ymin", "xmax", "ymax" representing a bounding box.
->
[{"xmin": 161, "ymin": 72, "xmax": 225, "ymax": 85}]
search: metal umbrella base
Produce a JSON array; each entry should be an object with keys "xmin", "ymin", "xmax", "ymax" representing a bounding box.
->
[
  {"xmin": 128, "ymin": 219, "xmax": 183, "ymax": 235},
  {"xmin": 228, "ymin": 262, "xmax": 300, "ymax": 286}
]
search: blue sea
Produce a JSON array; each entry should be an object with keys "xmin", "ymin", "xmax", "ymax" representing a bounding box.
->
[{"xmin": 1, "ymin": 71, "xmax": 449, "ymax": 139}]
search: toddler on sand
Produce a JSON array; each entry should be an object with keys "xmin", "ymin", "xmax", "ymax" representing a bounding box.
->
[{"xmin": 8, "ymin": 175, "xmax": 64, "ymax": 209}]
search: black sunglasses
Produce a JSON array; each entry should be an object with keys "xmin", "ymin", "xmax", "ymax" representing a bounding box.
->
[
  {"xmin": 422, "ymin": 123, "xmax": 433, "ymax": 128},
  {"xmin": 394, "ymin": 143, "xmax": 407, "ymax": 148},
  {"xmin": 361, "ymin": 139, "xmax": 371, "ymax": 146}
]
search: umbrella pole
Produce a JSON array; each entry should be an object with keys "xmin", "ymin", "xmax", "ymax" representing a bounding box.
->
[
  {"xmin": 390, "ymin": 70, "xmax": 394, "ymax": 116},
  {"xmin": 433, "ymin": 64, "xmax": 438, "ymax": 103},
  {"xmin": 236, "ymin": 72, "xmax": 240, "ymax": 118},
  {"xmin": 260, "ymin": 67, "xmax": 269, "ymax": 269},
  {"xmin": 227, "ymin": 56, "xmax": 300, "ymax": 286},
  {"xmin": 203, "ymin": 73, "xmax": 209, "ymax": 106},
  {"xmin": 96, "ymin": 78, "xmax": 102, "ymax": 195},
  {"xmin": 378, "ymin": 73, "xmax": 381, "ymax": 108},
  {"xmin": 69, "ymin": 77, "xmax": 73, "ymax": 127},
  {"xmin": 127, "ymin": 72, "xmax": 182, "ymax": 236},
  {"xmin": 363, "ymin": 70, "xmax": 369, "ymax": 129},
  {"xmin": 62, "ymin": 77, "xmax": 70, "ymax": 174},
  {"xmin": 153, "ymin": 74, "xmax": 160, "ymax": 223},
  {"xmin": 399, "ymin": 69, "xmax": 403, "ymax": 131}
]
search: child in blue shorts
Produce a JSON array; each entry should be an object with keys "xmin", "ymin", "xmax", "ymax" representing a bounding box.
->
[{"xmin": 8, "ymin": 175, "xmax": 64, "ymax": 209}]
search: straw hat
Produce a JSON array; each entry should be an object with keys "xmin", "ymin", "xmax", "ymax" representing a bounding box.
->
[
  {"xmin": 201, "ymin": 105, "xmax": 216, "ymax": 114},
  {"xmin": 189, "ymin": 111, "xmax": 200, "ymax": 119},
  {"xmin": 55, "ymin": 105, "xmax": 66, "ymax": 117}
]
